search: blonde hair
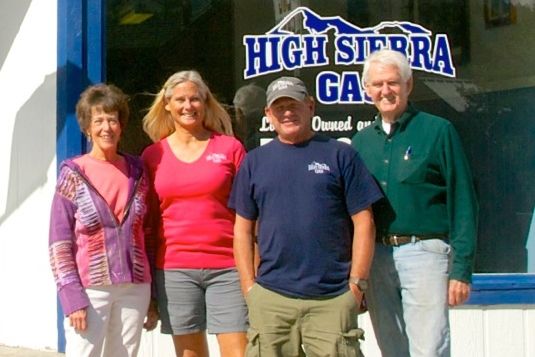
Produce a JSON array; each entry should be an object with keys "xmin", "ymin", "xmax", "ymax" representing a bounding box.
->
[{"xmin": 143, "ymin": 70, "xmax": 233, "ymax": 142}]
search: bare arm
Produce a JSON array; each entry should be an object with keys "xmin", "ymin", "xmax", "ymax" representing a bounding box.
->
[
  {"xmin": 234, "ymin": 214, "xmax": 257, "ymax": 295},
  {"xmin": 349, "ymin": 207, "xmax": 376, "ymax": 302}
]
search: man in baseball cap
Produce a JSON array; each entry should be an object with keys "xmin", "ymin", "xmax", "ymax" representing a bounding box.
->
[
  {"xmin": 266, "ymin": 76, "xmax": 309, "ymax": 107},
  {"xmin": 229, "ymin": 76, "xmax": 381, "ymax": 356},
  {"xmin": 262, "ymin": 76, "xmax": 315, "ymax": 144}
]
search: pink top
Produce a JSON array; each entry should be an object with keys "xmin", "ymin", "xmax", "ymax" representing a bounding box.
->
[
  {"xmin": 74, "ymin": 154, "xmax": 129, "ymax": 222},
  {"xmin": 142, "ymin": 133, "xmax": 246, "ymax": 269}
]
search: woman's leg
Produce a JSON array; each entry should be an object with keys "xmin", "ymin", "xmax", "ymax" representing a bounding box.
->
[
  {"xmin": 172, "ymin": 332, "xmax": 209, "ymax": 357},
  {"xmin": 156, "ymin": 269, "xmax": 209, "ymax": 356},
  {"xmin": 216, "ymin": 332, "xmax": 247, "ymax": 357},
  {"xmin": 102, "ymin": 283, "xmax": 151, "ymax": 357},
  {"xmin": 64, "ymin": 287, "xmax": 112, "ymax": 357},
  {"xmin": 205, "ymin": 269, "xmax": 248, "ymax": 357}
]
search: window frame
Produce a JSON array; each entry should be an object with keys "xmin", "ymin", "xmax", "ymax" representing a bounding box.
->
[
  {"xmin": 56, "ymin": 0, "xmax": 105, "ymax": 352},
  {"xmin": 55, "ymin": 6, "xmax": 535, "ymax": 353}
]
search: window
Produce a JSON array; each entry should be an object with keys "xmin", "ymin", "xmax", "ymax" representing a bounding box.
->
[{"xmin": 102, "ymin": 0, "xmax": 535, "ymax": 302}]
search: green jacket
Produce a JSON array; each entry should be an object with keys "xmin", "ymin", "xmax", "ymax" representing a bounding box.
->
[{"xmin": 352, "ymin": 105, "xmax": 478, "ymax": 282}]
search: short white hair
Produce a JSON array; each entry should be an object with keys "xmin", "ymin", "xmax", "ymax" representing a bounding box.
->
[{"xmin": 362, "ymin": 49, "xmax": 412, "ymax": 85}]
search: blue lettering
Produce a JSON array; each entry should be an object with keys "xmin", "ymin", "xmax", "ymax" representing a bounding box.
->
[
  {"xmin": 368, "ymin": 36, "xmax": 388, "ymax": 54},
  {"xmin": 339, "ymin": 72, "xmax": 364, "ymax": 104},
  {"xmin": 432, "ymin": 35, "xmax": 455, "ymax": 77},
  {"xmin": 303, "ymin": 35, "xmax": 329, "ymax": 66},
  {"xmin": 334, "ymin": 36, "xmax": 368, "ymax": 64},
  {"xmin": 335, "ymin": 36, "xmax": 354, "ymax": 65},
  {"xmin": 353, "ymin": 36, "xmax": 367, "ymax": 62},
  {"xmin": 410, "ymin": 36, "xmax": 433, "ymax": 71},
  {"xmin": 387, "ymin": 36, "xmax": 409, "ymax": 57},
  {"xmin": 316, "ymin": 72, "xmax": 365, "ymax": 105},
  {"xmin": 317, "ymin": 72, "xmax": 340, "ymax": 104},
  {"xmin": 243, "ymin": 10, "xmax": 457, "ymax": 82},
  {"xmin": 243, "ymin": 36, "xmax": 282, "ymax": 79},
  {"xmin": 281, "ymin": 36, "xmax": 302, "ymax": 70}
]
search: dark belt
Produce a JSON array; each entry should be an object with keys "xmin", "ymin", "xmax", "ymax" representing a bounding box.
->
[{"xmin": 380, "ymin": 234, "xmax": 448, "ymax": 247}]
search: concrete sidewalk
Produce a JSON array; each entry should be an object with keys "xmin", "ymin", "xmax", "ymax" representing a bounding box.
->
[{"xmin": 0, "ymin": 346, "xmax": 63, "ymax": 356}]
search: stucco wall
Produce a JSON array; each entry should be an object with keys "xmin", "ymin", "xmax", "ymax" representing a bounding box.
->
[{"xmin": 0, "ymin": 0, "xmax": 58, "ymax": 351}]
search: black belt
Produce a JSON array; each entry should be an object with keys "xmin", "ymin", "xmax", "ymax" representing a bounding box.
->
[{"xmin": 380, "ymin": 234, "xmax": 448, "ymax": 247}]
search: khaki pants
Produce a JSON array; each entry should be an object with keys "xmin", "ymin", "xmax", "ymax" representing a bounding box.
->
[{"xmin": 245, "ymin": 284, "xmax": 363, "ymax": 357}]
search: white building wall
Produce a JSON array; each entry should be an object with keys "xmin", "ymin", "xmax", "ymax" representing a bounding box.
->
[
  {"xmin": 137, "ymin": 308, "xmax": 535, "ymax": 357},
  {"xmin": 0, "ymin": 0, "xmax": 59, "ymax": 351},
  {"xmin": 360, "ymin": 307, "xmax": 535, "ymax": 356},
  {"xmin": 1, "ymin": 1, "xmax": 534, "ymax": 356}
]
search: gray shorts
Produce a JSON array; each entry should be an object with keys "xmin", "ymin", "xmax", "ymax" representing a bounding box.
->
[{"xmin": 155, "ymin": 268, "xmax": 248, "ymax": 335}]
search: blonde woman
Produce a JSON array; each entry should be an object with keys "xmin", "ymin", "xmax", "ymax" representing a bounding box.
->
[{"xmin": 142, "ymin": 70, "xmax": 247, "ymax": 357}]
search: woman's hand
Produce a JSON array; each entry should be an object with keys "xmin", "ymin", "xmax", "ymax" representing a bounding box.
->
[
  {"xmin": 68, "ymin": 308, "xmax": 87, "ymax": 331},
  {"xmin": 144, "ymin": 299, "xmax": 159, "ymax": 331}
]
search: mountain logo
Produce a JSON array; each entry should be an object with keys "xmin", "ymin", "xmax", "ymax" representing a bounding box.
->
[
  {"xmin": 268, "ymin": 7, "xmax": 430, "ymax": 36},
  {"xmin": 243, "ymin": 6, "xmax": 455, "ymax": 84},
  {"xmin": 308, "ymin": 161, "xmax": 331, "ymax": 174}
]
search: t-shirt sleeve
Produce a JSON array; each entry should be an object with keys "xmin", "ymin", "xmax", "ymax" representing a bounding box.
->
[
  {"xmin": 343, "ymin": 149, "xmax": 383, "ymax": 215},
  {"xmin": 228, "ymin": 156, "xmax": 258, "ymax": 220},
  {"xmin": 232, "ymin": 138, "xmax": 247, "ymax": 172}
]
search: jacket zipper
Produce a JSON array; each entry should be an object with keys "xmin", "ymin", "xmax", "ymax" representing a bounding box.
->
[{"xmin": 72, "ymin": 162, "xmax": 141, "ymax": 278}]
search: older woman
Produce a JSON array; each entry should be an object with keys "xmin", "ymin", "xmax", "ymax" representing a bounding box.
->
[
  {"xmin": 49, "ymin": 84, "xmax": 157, "ymax": 357},
  {"xmin": 142, "ymin": 70, "xmax": 247, "ymax": 357}
]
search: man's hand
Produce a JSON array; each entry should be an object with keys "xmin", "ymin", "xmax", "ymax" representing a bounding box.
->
[
  {"xmin": 349, "ymin": 282, "xmax": 364, "ymax": 306},
  {"xmin": 234, "ymin": 215, "xmax": 257, "ymax": 298},
  {"xmin": 68, "ymin": 308, "xmax": 87, "ymax": 331},
  {"xmin": 241, "ymin": 278, "xmax": 255, "ymax": 297},
  {"xmin": 448, "ymin": 279, "xmax": 471, "ymax": 306}
]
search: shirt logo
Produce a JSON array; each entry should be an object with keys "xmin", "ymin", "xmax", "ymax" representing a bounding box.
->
[
  {"xmin": 272, "ymin": 80, "xmax": 296, "ymax": 91},
  {"xmin": 206, "ymin": 153, "xmax": 227, "ymax": 163},
  {"xmin": 308, "ymin": 161, "xmax": 331, "ymax": 174}
]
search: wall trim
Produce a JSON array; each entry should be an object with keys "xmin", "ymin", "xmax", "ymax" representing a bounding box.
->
[{"xmin": 468, "ymin": 274, "xmax": 535, "ymax": 305}]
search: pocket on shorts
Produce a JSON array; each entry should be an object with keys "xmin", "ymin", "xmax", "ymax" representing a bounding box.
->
[
  {"xmin": 336, "ymin": 328, "xmax": 364, "ymax": 357},
  {"xmin": 419, "ymin": 239, "xmax": 451, "ymax": 255},
  {"xmin": 245, "ymin": 327, "xmax": 260, "ymax": 357}
]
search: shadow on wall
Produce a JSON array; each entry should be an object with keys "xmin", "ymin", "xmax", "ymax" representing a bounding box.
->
[
  {"xmin": 0, "ymin": 0, "xmax": 49, "ymax": 225},
  {"xmin": 0, "ymin": 0, "xmax": 32, "ymax": 70},
  {"xmin": 0, "ymin": 72, "xmax": 57, "ymax": 225},
  {"xmin": 0, "ymin": 54, "xmax": 94, "ymax": 226}
]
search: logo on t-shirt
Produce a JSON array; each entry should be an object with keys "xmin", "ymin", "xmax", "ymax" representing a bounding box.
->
[
  {"xmin": 206, "ymin": 153, "xmax": 227, "ymax": 163},
  {"xmin": 308, "ymin": 161, "xmax": 331, "ymax": 174}
]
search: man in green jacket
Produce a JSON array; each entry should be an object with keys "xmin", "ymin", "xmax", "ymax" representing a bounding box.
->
[{"xmin": 352, "ymin": 49, "xmax": 478, "ymax": 357}]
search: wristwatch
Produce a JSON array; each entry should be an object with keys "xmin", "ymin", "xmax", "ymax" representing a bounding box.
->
[{"xmin": 349, "ymin": 277, "xmax": 369, "ymax": 292}]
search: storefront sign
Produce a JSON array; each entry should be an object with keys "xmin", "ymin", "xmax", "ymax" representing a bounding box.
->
[{"xmin": 243, "ymin": 7, "xmax": 456, "ymax": 105}]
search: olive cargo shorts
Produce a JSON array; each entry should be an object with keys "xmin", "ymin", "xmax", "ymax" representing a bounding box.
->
[{"xmin": 245, "ymin": 283, "xmax": 363, "ymax": 357}]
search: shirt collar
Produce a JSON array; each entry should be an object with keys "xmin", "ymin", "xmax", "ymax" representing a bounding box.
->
[{"xmin": 373, "ymin": 103, "xmax": 419, "ymax": 135}]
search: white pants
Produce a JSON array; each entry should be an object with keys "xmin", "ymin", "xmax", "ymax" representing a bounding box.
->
[{"xmin": 64, "ymin": 283, "xmax": 150, "ymax": 357}]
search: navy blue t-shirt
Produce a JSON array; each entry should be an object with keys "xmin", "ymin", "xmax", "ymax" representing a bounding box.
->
[{"xmin": 229, "ymin": 135, "xmax": 382, "ymax": 298}]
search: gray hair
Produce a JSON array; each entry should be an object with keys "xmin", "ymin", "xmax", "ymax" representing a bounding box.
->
[{"xmin": 362, "ymin": 49, "xmax": 412, "ymax": 85}]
